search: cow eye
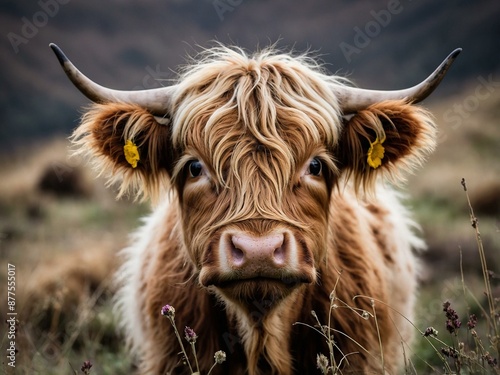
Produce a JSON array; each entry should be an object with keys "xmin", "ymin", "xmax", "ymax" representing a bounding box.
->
[
  {"xmin": 307, "ymin": 158, "xmax": 322, "ymax": 176},
  {"xmin": 188, "ymin": 160, "xmax": 204, "ymax": 177}
]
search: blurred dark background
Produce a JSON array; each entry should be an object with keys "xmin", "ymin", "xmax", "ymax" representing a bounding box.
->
[{"xmin": 1, "ymin": 0, "xmax": 499, "ymax": 149}]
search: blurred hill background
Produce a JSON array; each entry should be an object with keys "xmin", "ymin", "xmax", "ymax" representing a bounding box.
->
[{"xmin": 1, "ymin": 0, "xmax": 499, "ymax": 148}]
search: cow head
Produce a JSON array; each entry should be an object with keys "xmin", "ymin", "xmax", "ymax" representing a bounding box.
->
[{"xmin": 51, "ymin": 44, "xmax": 459, "ymax": 314}]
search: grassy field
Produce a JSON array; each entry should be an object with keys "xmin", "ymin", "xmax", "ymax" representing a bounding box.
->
[{"xmin": 0, "ymin": 87, "xmax": 499, "ymax": 374}]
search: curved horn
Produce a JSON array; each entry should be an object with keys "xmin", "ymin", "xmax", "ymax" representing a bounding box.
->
[
  {"xmin": 49, "ymin": 43, "xmax": 176, "ymax": 116},
  {"xmin": 336, "ymin": 48, "xmax": 461, "ymax": 114}
]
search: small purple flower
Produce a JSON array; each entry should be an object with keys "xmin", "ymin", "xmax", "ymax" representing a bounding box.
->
[
  {"xmin": 423, "ymin": 327, "xmax": 438, "ymax": 337},
  {"xmin": 184, "ymin": 326, "xmax": 198, "ymax": 344},
  {"xmin": 490, "ymin": 357, "xmax": 498, "ymax": 367},
  {"xmin": 442, "ymin": 301, "xmax": 461, "ymax": 334},
  {"xmin": 441, "ymin": 347, "xmax": 458, "ymax": 359},
  {"xmin": 445, "ymin": 320, "xmax": 454, "ymax": 334},
  {"xmin": 81, "ymin": 360, "xmax": 93, "ymax": 374},
  {"xmin": 483, "ymin": 353, "xmax": 498, "ymax": 367},
  {"xmin": 467, "ymin": 314, "xmax": 477, "ymax": 330},
  {"xmin": 161, "ymin": 304, "xmax": 175, "ymax": 318}
]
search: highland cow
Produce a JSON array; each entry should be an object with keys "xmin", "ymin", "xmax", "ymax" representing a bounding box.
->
[{"xmin": 51, "ymin": 43, "xmax": 460, "ymax": 374}]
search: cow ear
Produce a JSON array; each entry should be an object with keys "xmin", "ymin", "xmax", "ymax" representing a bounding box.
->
[
  {"xmin": 338, "ymin": 99, "xmax": 436, "ymax": 192},
  {"xmin": 71, "ymin": 102, "xmax": 173, "ymax": 201}
]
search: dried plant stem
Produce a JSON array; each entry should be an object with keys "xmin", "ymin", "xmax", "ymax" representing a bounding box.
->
[
  {"xmin": 461, "ymin": 178, "xmax": 498, "ymax": 338},
  {"xmin": 327, "ymin": 270, "xmax": 343, "ymax": 372},
  {"xmin": 355, "ymin": 295, "xmax": 454, "ymax": 373},
  {"xmin": 371, "ymin": 299, "xmax": 385, "ymax": 372},
  {"xmin": 191, "ymin": 342, "xmax": 201, "ymax": 374},
  {"xmin": 166, "ymin": 316, "xmax": 194, "ymax": 374},
  {"xmin": 206, "ymin": 362, "xmax": 217, "ymax": 375}
]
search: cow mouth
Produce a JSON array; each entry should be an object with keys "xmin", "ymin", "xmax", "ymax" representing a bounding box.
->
[
  {"xmin": 206, "ymin": 274, "xmax": 313, "ymax": 317},
  {"xmin": 215, "ymin": 275, "xmax": 313, "ymax": 288},
  {"xmin": 201, "ymin": 270, "xmax": 314, "ymax": 309},
  {"xmin": 200, "ymin": 267, "xmax": 315, "ymax": 289}
]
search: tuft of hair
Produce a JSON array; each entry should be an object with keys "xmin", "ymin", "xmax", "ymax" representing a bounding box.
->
[
  {"xmin": 170, "ymin": 43, "xmax": 345, "ymax": 184},
  {"xmin": 71, "ymin": 103, "xmax": 172, "ymax": 202},
  {"xmin": 338, "ymin": 99, "xmax": 437, "ymax": 194}
]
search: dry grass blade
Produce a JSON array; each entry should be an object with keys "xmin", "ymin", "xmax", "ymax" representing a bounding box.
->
[{"xmin": 461, "ymin": 178, "xmax": 499, "ymax": 342}]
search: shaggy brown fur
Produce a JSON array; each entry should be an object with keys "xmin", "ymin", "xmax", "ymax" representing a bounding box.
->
[
  {"xmin": 338, "ymin": 100, "xmax": 436, "ymax": 192},
  {"xmin": 72, "ymin": 103, "xmax": 172, "ymax": 201},
  {"xmin": 70, "ymin": 45, "xmax": 436, "ymax": 374}
]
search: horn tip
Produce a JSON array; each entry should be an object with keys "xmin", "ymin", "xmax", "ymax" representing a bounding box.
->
[
  {"xmin": 49, "ymin": 43, "xmax": 69, "ymax": 66},
  {"xmin": 450, "ymin": 48, "xmax": 462, "ymax": 58}
]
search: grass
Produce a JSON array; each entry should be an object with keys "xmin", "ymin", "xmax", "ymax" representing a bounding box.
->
[
  {"xmin": 408, "ymin": 179, "xmax": 499, "ymax": 374},
  {"xmin": 0, "ymin": 139, "xmax": 146, "ymax": 374},
  {"xmin": 16, "ymin": 295, "xmax": 132, "ymax": 375}
]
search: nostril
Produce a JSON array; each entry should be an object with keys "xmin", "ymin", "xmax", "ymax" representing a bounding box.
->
[
  {"xmin": 231, "ymin": 245, "xmax": 245, "ymax": 266},
  {"xmin": 273, "ymin": 246, "xmax": 286, "ymax": 264}
]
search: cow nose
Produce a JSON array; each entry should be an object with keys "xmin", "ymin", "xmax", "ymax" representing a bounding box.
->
[{"xmin": 230, "ymin": 233, "xmax": 286, "ymax": 267}]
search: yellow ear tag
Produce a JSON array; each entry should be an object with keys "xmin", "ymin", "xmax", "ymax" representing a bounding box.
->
[
  {"xmin": 124, "ymin": 140, "xmax": 140, "ymax": 168},
  {"xmin": 367, "ymin": 136, "xmax": 385, "ymax": 169}
]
